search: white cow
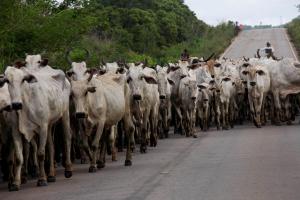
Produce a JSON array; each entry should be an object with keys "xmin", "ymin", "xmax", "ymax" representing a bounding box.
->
[
  {"xmin": 2, "ymin": 58, "xmax": 73, "ymax": 189},
  {"xmin": 156, "ymin": 65, "xmax": 171, "ymax": 138},
  {"xmin": 70, "ymin": 71, "xmax": 135, "ymax": 171},
  {"xmin": 127, "ymin": 64, "xmax": 159, "ymax": 152}
]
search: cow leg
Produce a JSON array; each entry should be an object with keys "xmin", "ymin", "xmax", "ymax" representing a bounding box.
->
[
  {"xmin": 140, "ymin": 110, "xmax": 150, "ymax": 153},
  {"xmin": 173, "ymin": 106, "xmax": 183, "ymax": 134},
  {"xmin": 123, "ymin": 112, "xmax": 134, "ymax": 166},
  {"xmin": 273, "ymin": 91, "xmax": 281, "ymax": 125},
  {"xmin": 90, "ymin": 121, "xmax": 104, "ymax": 171},
  {"xmin": 110, "ymin": 125, "xmax": 117, "ymax": 161},
  {"xmin": 62, "ymin": 112, "xmax": 73, "ymax": 178},
  {"xmin": 46, "ymin": 127, "xmax": 56, "ymax": 183},
  {"xmin": 215, "ymin": 103, "xmax": 221, "ymax": 130},
  {"xmin": 10, "ymin": 130, "xmax": 23, "ymax": 191},
  {"xmin": 163, "ymin": 108, "xmax": 169, "ymax": 138},
  {"xmin": 97, "ymin": 133, "xmax": 106, "ymax": 169},
  {"xmin": 30, "ymin": 139, "xmax": 39, "ymax": 178},
  {"xmin": 7, "ymin": 141, "xmax": 15, "ymax": 190},
  {"xmin": 21, "ymin": 140, "xmax": 29, "ymax": 184},
  {"xmin": 37, "ymin": 125, "xmax": 48, "ymax": 187}
]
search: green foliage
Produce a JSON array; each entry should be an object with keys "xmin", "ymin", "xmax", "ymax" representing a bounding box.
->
[
  {"xmin": 0, "ymin": 0, "xmax": 235, "ymax": 71},
  {"xmin": 287, "ymin": 18, "xmax": 300, "ymax": 56}
]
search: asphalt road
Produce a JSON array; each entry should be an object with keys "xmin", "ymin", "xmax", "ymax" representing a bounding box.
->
[
  {"xmin": 222, "ymin": 28, "xmax": 298, "ymax": 61},
  {"xmin": 1, "ymin": 28, "xmax": 300, "ymax": 200}
]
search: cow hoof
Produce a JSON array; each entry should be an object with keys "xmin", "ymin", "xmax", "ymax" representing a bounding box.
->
[
  {"xmin": 97, "ymin": 161, "xmax": 105, "ymax": 169},
  {"xmin": 118, "ymin": 148, "xmax": 123, "ymax": 152},
  {"xmin": 30, "ymin": 166, "xmax": 38, "ymax": 178},
  {"xmin": 287, "ymin": 121, "xmax": 292, "ymax": 125},
  {"xmin": 8, "ymin": 184, "xmax": 19, "ymax": 192},
  {"xmin": 274, "ymin": 122, "xmax": 281, "ymax": 126},
  {"xmin": 193, "ymin": 135, "xmax": 198, "ymax": 138},
  {"xmin": 21, "ymin": 176, "xmax": 27, "ymax": 184},
  {"xmin": 64, "ymin": 170, "xmax": 73, "ymax": 178},
  {"xmin": 256, "ymin": 125, "xmax": 262, "ymax": 128},
  {"xmin": 140, "ymin": 146, "xmax": 147, "ymax": 154},
  {"xmin": 47, "ymin": 176, "xmax": 56, "ymax": 182},
  {"xmin": 37, "ymin": 179, "xmax": 48, "ymax": 187},
  {"xmin": 89, "ymin": 166, "xmax": 97, "ymax": 173},
  {"xmin": 125, "ymin": 160, "xmax": 132, "ymax": 166}
]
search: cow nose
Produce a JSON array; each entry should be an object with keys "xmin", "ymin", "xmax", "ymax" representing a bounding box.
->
[
  {"xmin": 216, "ymin": 89, "xmax": 221, "ymax": 93},
  {"xmin": 159, "ymin": 95, "xmax": 166, "ymax": 99},
  {"xmin": 76, "ymin": 112, "xmax": 87, "ymax": 119},
  {"xmin": 191, "ymin": 97, "xmax": 197, "ymax": 100},
  {"xmin": 133, "ymin": 94, "xmax": 142, "ymax": 100},
  {"xmin": 211, "ymin": 75, "xmax": 215, "ymax": 78},
  {"xmin": 250, "ymin": 82, "xmax": 256, "ymax": 86},
  {"xmin": 12, "ymin": 102, "xmax": 22, "ymax": 110}
]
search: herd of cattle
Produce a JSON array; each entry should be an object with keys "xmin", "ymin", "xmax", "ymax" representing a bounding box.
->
[{"xmin": 0, "ymin": 52, "xmax": 300, "ymax": 192}]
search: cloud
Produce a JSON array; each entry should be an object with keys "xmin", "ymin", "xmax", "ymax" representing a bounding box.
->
[{"xmin": 184, "ymin": 0, "xmax": 299, "ymax": 26}]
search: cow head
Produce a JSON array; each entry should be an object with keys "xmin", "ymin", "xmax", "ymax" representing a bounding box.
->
[
  {"xmin": 70, "ymin": 73, "xmax": 95, "ymax": 119},
  {"xmin": 247, "ymin": 66, "xmax": 266, "ymax": 88},
  {"xmin": 25, "ymin": 54, "xmax": 49, "ymax": 69},
  {"xmin": 0, "ymin": 75, "xmax": 12, "ymax": 112},
  {"xmin": 184, "ymin": 79, "xmax": 198, "ymax": 102},
  {"xmin": 157, "ymin": 68, "xmax": 168, "ymax": 100},
  {"xmin": 4, "ymin": 67, "xmax": 37, "ymax": 111}
]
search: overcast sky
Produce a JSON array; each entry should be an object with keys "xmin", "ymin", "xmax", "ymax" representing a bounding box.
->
[{"xmin": 184, "ymin": 0, "xmax": 299, "ymax": 26}]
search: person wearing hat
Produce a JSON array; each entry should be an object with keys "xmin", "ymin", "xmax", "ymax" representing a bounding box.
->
[
  {"xmin": 258, "ymin": 42, "xmax": 276, "ymax": 59},
  {"xmin": 181, "ymin": 49, "xmax": 190, "ymax": 61}
]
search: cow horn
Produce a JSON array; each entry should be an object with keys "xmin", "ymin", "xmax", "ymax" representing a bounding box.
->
[
  {"xmin": 243, "ymin": 56, "xmax": 249, "ymax": 62},
  {"xmin": 204, "ymin": 53, "xmax": 215, "ymax": 62},
  {"xmin": 66, "ymin": 49, "xmax": 73, "ymax": 65},
  {"xmin": 101, "ymin": 58, "xmax": 106, "ymax": 66},
  {"xmin": 85, "ymin": 68, "xmax": 98, "ymax": 81},
  {"xmin": 82, "ymin": 48, "xmax": 90, "ymax": 61}
]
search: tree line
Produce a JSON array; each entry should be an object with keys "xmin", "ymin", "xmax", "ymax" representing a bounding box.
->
[{"xmin": 0, "ymin": 0, "xmax": 236, "ymax": 70}]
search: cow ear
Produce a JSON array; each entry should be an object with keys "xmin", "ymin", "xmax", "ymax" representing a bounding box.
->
[
  {"xmin": 242, "ymin": 71, "xmax": 248, "ymax": 75},
  {"xmin": 180, "ymin": 75, "xmax": 187, "ymax": 79},
  {"xmin": 256, "ymin": 70, "xmax": 265, "ymax": 76},
  {"xmin": 197, "ymin": 85, "xmax": 207, "ymax": 90},
  {"xmin": 243, "ymin": 63, "xmax": 250, "ymax": 67},
  {"xmin": 0, "ymin": 77, "xmax": 9, "ymax": 87},
  {"xmin": 14, "ymin": 61, "xmax": 26, "ymax": 69},
  {"xmin": 40, "ymin": 58, "xmax": 48, "ymax": 67},
  {"xmin": 222, "ymin": 77, "xmax": 231, "ymax": 82},
  {"xmin": 188, "ymin": 64, "xmax": 199, "ymax": 70},
  {"xmin": 22, "ymin": 74, "xmax": 37, "ymax": 84},
  {"xmin": 66, "ymin": 70, "xmax": 74, "ymax": 78},
  {"xmin": 87, "ymin": 86, "xmax": 96, "ymax": 93},
  {"xmin": 116, "ymin": 67, "xmax": 126, "ymax": 74},
  {"xmin": 143, "ymin": 76, "xmax": 157, "ymax": 84},
  {"xmin": 214, "ymin": 63, "xmax": 221, "ymax": 68},
  {"xmin": 167, "ymin": 78, "xmax": 174, "ymax": 85}
]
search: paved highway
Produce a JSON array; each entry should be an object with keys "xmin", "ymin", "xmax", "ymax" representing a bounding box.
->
[
  {"xmin": 222, "ymin": 28, "xmax": 298, "ymax": 61},
  {"xmin": 1, "ymin": 28, "xmax": 300, "ymax": 200}
]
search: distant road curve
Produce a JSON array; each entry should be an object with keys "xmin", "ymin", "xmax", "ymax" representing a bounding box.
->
[{"xmin": 222, "ymin": 28, "xmax": 299, "ymax": 61}]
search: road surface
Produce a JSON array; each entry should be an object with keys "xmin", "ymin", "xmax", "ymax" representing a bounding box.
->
[
  {"xmin": 1, "ymin": 28, "xmax": 300, "ymax": 200},
  {"xmin": 222, "ymin": 28, "xmax": 298, "ymax": 61}
]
